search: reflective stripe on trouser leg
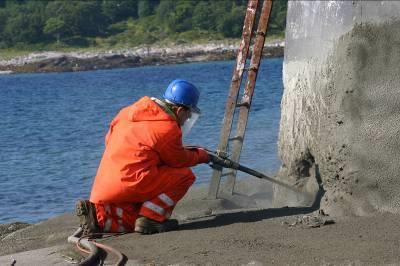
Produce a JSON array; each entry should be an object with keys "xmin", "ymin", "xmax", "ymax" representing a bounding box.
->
[
  {"xmin": 158, "ymin": 193, "xmax": 175, "ymax": 207},
  {"xmin": 95, "ymin": 203, "xmax": 140, "ymax": 233},
  {"xmin": 103, "ymin": 204, "xmax": 113, "ymax": 232},
  {"xmin": 138, "ymin": 168, "xmax": 195, "ymax": 222},
  {"xmin": 103, "ymin": 218, "xmax": 112, "ymax": 232},
  {"xmin": 139, "ymin": 193, "xmax": 176, "ymax": 222}
]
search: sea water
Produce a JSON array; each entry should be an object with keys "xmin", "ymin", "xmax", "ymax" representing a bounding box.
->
[{"xmin": 0, "ymin": 58, "xmax": 283, "ymax": 223}]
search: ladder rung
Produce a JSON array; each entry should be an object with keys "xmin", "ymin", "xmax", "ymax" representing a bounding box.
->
[
  {"xmin": 221, "ymin": 171, "xmax": 235, "ymax": 177},
  {"xmin": 256, "ymin": 30, "xmax": 266, "ymax": 37},
  {"xmin": 228, "ymin": 136, "xmax": 243, "ymax": 142},
  {"xmin": 236, "ymin": 101, "xmax": 250, "ymax": 108},
  {"xmin": 244, "ymin": 64, "xmax": 259, "ymax": 72}
]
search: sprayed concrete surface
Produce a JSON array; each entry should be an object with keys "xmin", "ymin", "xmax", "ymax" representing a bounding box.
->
[
  {"xmin": 1, "ymin": 181, "xmax": 400, "ymax": 265},
  {"xmin": 275, "ymin": 1, "xmax": 400, "ymax": 216}
]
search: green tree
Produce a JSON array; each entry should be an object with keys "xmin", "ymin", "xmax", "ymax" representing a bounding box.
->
[
  {"xmin": 217, "ymin": 4, "xmax": 245, "ymax": 38},
  {"xmin": 45, "ymin": 1, "xmax": 73, "ymax": 38},
  {"xmin": 0, "ymin": 0, "xmax": 287, "ymax": 50},
  {"xmin": 43, "ymin": 16, "xmax": 66, "ymax": 43},
  {"xmin": 166, "ymin": 0, "xmax": 195, "ymax": 32},
  {"xmin": 0, "ymin": 9, "xmax": 7, "ymax": 47},
  {"xmin": 0, "ymin": 9, "xmax": 7, "ymax": 31},
  {"xmin": 76, "ymin": 1, "xmax": 105, "ymax": 36},
  {"xmin": 269, "ymin": 0, "xmax": 288, "ymax": 34},
  {"xmin": 212, "ymin": 0, "xmax": 234, "ymax": 32},
  {"xmin": 155, "ymin": 0, "xmax": 175, "ymax": 25},
  {"xmin": 102, "ymin": 0, "xmax": 138, "ymax": 23},
  {"xmin": 3, "ymin": 1, "xmax": 46, "ymax": 44},
  {"xmin": 138, "ymin": 0, "xmax": 151, "ymax": 18},
  {"xmin": 46, "ymin": 1, "xmax": 105, "ymax": 37},
  {"xmin": 192, "ymin": 2, "xmax": 213, "ymax": 30}
]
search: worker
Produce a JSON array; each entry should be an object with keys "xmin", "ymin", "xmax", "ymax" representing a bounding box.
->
[{"xmin": 75, "ymin": 79, "xmax": 210, "ymax": 235}]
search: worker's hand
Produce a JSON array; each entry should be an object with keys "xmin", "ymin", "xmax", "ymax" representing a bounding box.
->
[{"xmin": 208, "ymin": 152, "xmax": 226, "ymax": 167}]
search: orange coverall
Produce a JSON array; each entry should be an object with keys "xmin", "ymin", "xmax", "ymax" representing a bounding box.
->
[{"xmin": 90, "ymin": 96, "xmax": 209, "ymax": 233}]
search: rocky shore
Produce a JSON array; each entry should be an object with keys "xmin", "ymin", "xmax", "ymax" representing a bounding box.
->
[{"xmin": 0, "ymin": 40, "xmax": 284, "ymax": 74}]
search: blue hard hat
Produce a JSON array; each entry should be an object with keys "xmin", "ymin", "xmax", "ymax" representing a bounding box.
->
[{"xmin": 163, "ymin": 79, "xmax": 200, "ymax": 113}]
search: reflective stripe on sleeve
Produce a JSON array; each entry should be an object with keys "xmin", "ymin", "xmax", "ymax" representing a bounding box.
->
[{"xmin": 158, "ymin": 193, "xmax": 175, "ymax": 207}]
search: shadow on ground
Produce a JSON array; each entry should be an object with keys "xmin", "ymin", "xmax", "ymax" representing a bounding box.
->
[
  {"xmin": 179, "ymin": 179, "xmax": 325, "ymax": 231},
  {"xmin": 179, "ymin": 206, "xmax": 317, "ymax": 231}
]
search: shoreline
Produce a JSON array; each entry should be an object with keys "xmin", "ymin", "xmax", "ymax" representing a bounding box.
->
[{"xmin": 0, "ymin": 40, "xmax": 284, "ymax": 74}]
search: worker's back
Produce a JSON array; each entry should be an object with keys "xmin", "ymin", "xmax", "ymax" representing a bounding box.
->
[{"xmin": 90, "ymin": 96, "xmax": 179, "ymax": 204}]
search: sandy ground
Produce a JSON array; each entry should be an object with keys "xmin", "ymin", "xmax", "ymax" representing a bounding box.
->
[{"xmin": 1, "ymin": 181, "xmax": 400, "ymax": 265}]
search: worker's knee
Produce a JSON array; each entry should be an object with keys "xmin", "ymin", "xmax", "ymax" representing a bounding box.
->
[
  {"xmin": 159, "ymin": 166, "xmax": 196, "ymax": 185},
  {"xmin": 180, "ymin": 167, "xmax": 196, "ymax": 184}
]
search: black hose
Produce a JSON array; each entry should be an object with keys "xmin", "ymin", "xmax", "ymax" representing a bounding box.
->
[
  {"xmin": 93, "ymin": 241, "xmax": 127, "ymax": 266},
  {"xmin": 67, "ymin": 227, "xmax": 100, "ymax": 266},
  {"xmin": 68, "ymin": 228, "xmax": 127, "ymax": 266},
  {"xmin": 207, "ymin": 149, "xmax": 309, "ymax": 195},
  {"xmin": 237, "ymin": 164, "xmax": 305, "ymax": 194}
]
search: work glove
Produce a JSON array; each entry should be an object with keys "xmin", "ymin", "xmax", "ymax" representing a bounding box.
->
[
  {"xmin": 207, "ymin": 152, "xmax": 231, "ymax": 169},
  {"xmin": 207, "ymin": 152, "xmax": 225, "ymax": 166},
  {"xmin": 206, "ymin": 151, "xmax": 240, "ymax": 169}
]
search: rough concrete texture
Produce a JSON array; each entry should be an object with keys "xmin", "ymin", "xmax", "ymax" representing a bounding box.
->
[{"xmin": 275, "ymin": 1, "xmax": 400, "ymax": 216}]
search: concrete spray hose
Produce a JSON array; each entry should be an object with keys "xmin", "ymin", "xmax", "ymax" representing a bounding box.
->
[
  {"xmin": 68, "ymin": 227, "xmax": 127, "ymax": 266},
  {"xmin": 209, "ymin": 152, "xmax": 305, "ymax": 194},
  {"xmin": 186, "ymin": 146, "xmax": 311, "ymax": 196}
]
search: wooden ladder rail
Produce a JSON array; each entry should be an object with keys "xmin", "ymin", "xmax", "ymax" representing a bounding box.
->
[
  {"xmin": 207, "ymin": 0, "xmax": 259, "ymax": 199},
  {"xmin": 207, "ymin": 0, "xmax": 273, "ymax": 199}
]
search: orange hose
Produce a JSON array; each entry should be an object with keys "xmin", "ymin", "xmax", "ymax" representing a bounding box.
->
[{"xmin": 76, "ymin": 238, "xmax": 91, "ymax": 254}]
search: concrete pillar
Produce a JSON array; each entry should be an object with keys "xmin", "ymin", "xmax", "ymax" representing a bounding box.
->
[{"xmin": 275, "ymin": 1, "xmax": 400, "ymax": 216}]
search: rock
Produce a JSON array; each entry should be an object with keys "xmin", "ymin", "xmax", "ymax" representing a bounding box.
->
[{"xmin": 0, "ymin": 222, "xmax": 30, "ymax": 240}]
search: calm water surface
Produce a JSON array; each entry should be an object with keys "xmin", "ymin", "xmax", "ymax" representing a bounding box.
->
[{"xmin": 0, "ymin": 58, "xmax": 283, "ymax": 223}]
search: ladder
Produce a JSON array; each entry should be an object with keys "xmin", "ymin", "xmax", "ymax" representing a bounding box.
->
[{"xmin": 208, "ymin": 0, "xmax": 273, "ymax": 199}]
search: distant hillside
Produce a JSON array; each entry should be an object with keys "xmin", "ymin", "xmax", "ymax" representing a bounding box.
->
[{"xmin": 0, "ymin": 0, "xmax": 287, "ymax": 54}]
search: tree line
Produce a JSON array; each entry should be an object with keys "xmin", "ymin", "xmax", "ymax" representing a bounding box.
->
[{"xmin": 0, "ymin": 0, "xmax": 287, "ymax": 49}]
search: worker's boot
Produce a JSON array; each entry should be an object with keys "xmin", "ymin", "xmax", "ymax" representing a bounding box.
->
[
  {"xmin": 75, "ymin": 199, "xmax": 99, "ymax": 236},
  {"xmin": 134, "ymin": 216, "xmax": 179, "ymax": 234}
]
